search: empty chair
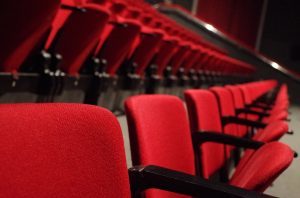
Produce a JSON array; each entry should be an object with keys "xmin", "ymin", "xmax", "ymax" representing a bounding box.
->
[
  {"xmin": 125, "ymin": 94, "xmax": 293, "ymax": 197},
  {"xmin": 0, "ymin": 103, "xmax": 131, "ymax": 197},
  {"xmin": 0, "ymin": 103, "xmax": 276, "ymax": 198},
  {"xmin": 45, "ymin": 1, "xmax": 110, "ymax": 76},
  {"xmin": 184, "ymin": 90, "xmax": 291, "ymax": 178},
  {"xmin": 125, "ymin": 95, "xmax": 195, "ymax": 198}
]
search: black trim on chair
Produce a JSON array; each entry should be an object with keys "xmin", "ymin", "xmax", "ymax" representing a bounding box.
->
[
  {"xmin": 222, "ymin": 116, "xmax": 267, "ymax": 128},
  {"xmin": 129, "ymin": 165, "xmax": 275, "ymax": 198}
]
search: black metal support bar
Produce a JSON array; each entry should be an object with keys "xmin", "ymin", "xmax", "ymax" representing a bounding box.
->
[
  {"xmin": 246, "ymin": 103, "xmax": 272, "ymax": 111},
  {"xmin": 222, "ymin": 116, "xmax": 267, "ymax": 128},
  {"xmin": 236, "ymin": 108, "xmax": 270, "ymax": 117},
  {"xmin": 193, "ymin": 132, "xmax": 264, "ymax": 149},
  {"xmin": 129, "ymin": 165, "xmax": 275, "ymax": 198}
]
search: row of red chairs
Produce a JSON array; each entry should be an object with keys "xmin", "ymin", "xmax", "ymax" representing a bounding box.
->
[
  {"xmin": 125, "ymin": 79, "xmax": 294, "ymax": 197},
  {"xmin": 0, "ymin": 80, "xmax": 293, "ymax": 197},
  {"xmin": 1, "ymin": 0, "xmax": 255, "ymax": 105}
]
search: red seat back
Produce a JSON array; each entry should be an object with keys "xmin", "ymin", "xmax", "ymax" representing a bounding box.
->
[
  {"xmin": 133, "ymin": 32, "xmax": 164, "ymax": 75},
  {"xmin": 48, "ymin": 4, "xmax": 110, "ymax": 75},
  {"xmin": 234, "ymin": 121, "xmax": 289, "ymax": 175},
  {"xmin": 230, "ymin": 142, "xmax": 293, "ymax": 192},
  {"xmin": 0, "ymin": 104, "xmax": 131, "ymax": 197},
  {"xmin": 184, "ymin": 90, "xmax": 226, "ymax": 179},
  {"xmin": 210, "ymin": 87, "xmax": 241, "ymax": 137},
  {"xmin": 226, "ymin": 85, "xmax": 249, "ymax": 137},
  {"xmin": 125, "ymin": 95, "xmax": 195, "ymax": 197}
]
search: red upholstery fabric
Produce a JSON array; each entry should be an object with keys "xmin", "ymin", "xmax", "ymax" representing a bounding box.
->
[
  {"xmin": 226, "ymin": 85, "xmax": 248, "ymax": 137},
  {"xmin": 181, "ymin": 49, "xmax": 201, "ymax": 75},
  {"xmin": 125, "ymin": 95, "xmax": 195, "ymax": 198},
  {"xmin": 0, "ymin": 103, "xmax": 131, "ymax": 197},
  {"xmin": 154, "ymin": 40, "xmax": 179, "ymax": 76},
  {"xmin": 96, "ymin": 20, "xmax": 141, "ymax": 75},
  {"xmin": 45, "ymin": 0, "xmax": 79, "ymax": 50},
  {"xmin": 241, "ymin": 80, "xmax": 278, "ymax": 104},
  {"xmin": 230, "ymin": 142, "xmax": 293, "ymax": 192},
  {"xmin": 253, "ymin": 121, "xmax": 289, "ymax": 143},
  {"xmin": 184, "ymin": 90, "xmax": 226, "ymax": 179},
  {"xmin": 210, "ymin": 87, "xmax": 240, "ymax": 137},
  {"xmin": 0, "ymin": 0, "xmax": 60, "ymax": 72},
  {"xmin": 48, "ymin": 4, "xmax": 110, "ymax": 75},
  {"xmin": 225, "ymin": 85, "xmax": 245, "ymax": 109},
  {"xmin": 237, "ymin": 85, "xmax": 252, "ymax": 105},
  {"xmin": 263, "ymin": 110, "xmax": 288, "ymax": 124},
  {"xmin": 170, "ymin": 44, "xmax": 191, "ymax": 75},
  {"xmin": 133, "ymin": 32, "xmax": 164, "ymax": 75},
  {"xmin": 234, "ymin": 121, "xmax": 289, "ymax": 175}
]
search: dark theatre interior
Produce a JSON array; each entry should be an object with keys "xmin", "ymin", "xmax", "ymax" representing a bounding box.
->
[{"xmin": 1, "ymin": 0, "xmax": 300, "ymax": 197}]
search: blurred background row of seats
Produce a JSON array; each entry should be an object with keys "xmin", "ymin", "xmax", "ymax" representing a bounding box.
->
[{"xmin": 1, "ymin": 0, "xmax": 255, "ymax": 112}]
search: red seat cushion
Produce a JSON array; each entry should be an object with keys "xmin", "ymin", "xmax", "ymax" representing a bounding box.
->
[
  {"xmin": 230, "ymin": 142, "xmax": 293, "ymax": 192},
  {"xmin": 210, "ymin": 87, "xmax": 240, "ymax": 139},
  {"xmin": 170, "ymin": 44, "xmax": 192, "ymax": 75},
  {"xmin": 226, "ymin": 85, "xmax": 248, "ymax": 137},
  {"xmin": 233, "ymin": 121, "xmax": 289, "ymax": 175},
  {"xmin": 0, "ymin": 103, "xmax": 131, "ymax": 197}
]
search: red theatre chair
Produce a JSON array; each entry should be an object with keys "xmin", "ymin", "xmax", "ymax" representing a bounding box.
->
[
  {"xmin": 43, "ymin": 0, "xmax": 111, "ymax": 102},
  {"xmin": 83, "ymin": 0, "xmax": 142, "ymax": 110},
  {"xmin": 184, "ymin": 90, "xmax": 293, "ymax": 179},
  {"xmin": 125, "ymin": 95, "xmax": 293, "ymax": 197},
  {"xmin": 0, "ymin": 103, "xmax": 276, "ymax": 198},
  {"xmin": 0, "ymin": 0, "xmax": 60, "ymax": 102}
]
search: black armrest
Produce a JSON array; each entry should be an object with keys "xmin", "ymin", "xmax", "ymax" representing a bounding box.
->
[
  {"xmin": 246, "ymin": 103, "xmax": 272, "ymax": 111},
  {"xmin": 222, "ymin": 116, "xmax": 267, "ymax": 128},
  {"xmin": 61, "ymin": 4, "xmax": 86, "ymax": 12},
  {"xmin": 236, "ymin": 108, "xmax": 270, "ymax": 117},
  {"xmin": 193, "ymin": 132, "xmax": 264, "ymax": 149},
  {"xmin": 129, "ymin": 165, "xmax": 275, "ymax": 198}
]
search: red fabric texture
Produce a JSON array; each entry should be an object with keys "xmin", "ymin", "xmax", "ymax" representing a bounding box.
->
[
  {"xmin": 234, "ymin": 121, "xmax": 289, "ymax": 175},
  {"xmin": 96, "ymin": 20, "xmax": 141, "ymax": 75},
  {"xmin": 45, "ymin": 0, "xmax": 80, "ymax": 50},
  {"xmin": 210, "ymin": 87, "xmax": 240, "ymax": 137},
  {"xmin": 226, "ymin": 85, "xmax": 248, "ymax": 137},
  {"xmin": 0, "ymin": 103, "xmax": 131, "ymax": 197},
  {"xmin": 0, "ymin": 0, "xmax": 61, "ymax": 72},
  {"xmin": 133, "ymin": 32, "xmax": 164, "ymax": 75},
  {"xmin": 125, "ymin": 95, "xmax": 195, "ymax": 198},
  {"xmin": 48, "ymin": 4, "xmax": 110, "ymax": 75},
  {"xmin": 155, "ymin": 40, "xmax": 179, "ymax": 76},
  {"xmin": 230, "ymin": 142, "xmax": 293, "ymax": 192},
  {"xmin": 184, "ymin": 90, "xmax": 226, "ymax": 179},
  {"xmin": 170, "ymin": 44, "xmax": 191, "ymax": 75}
]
